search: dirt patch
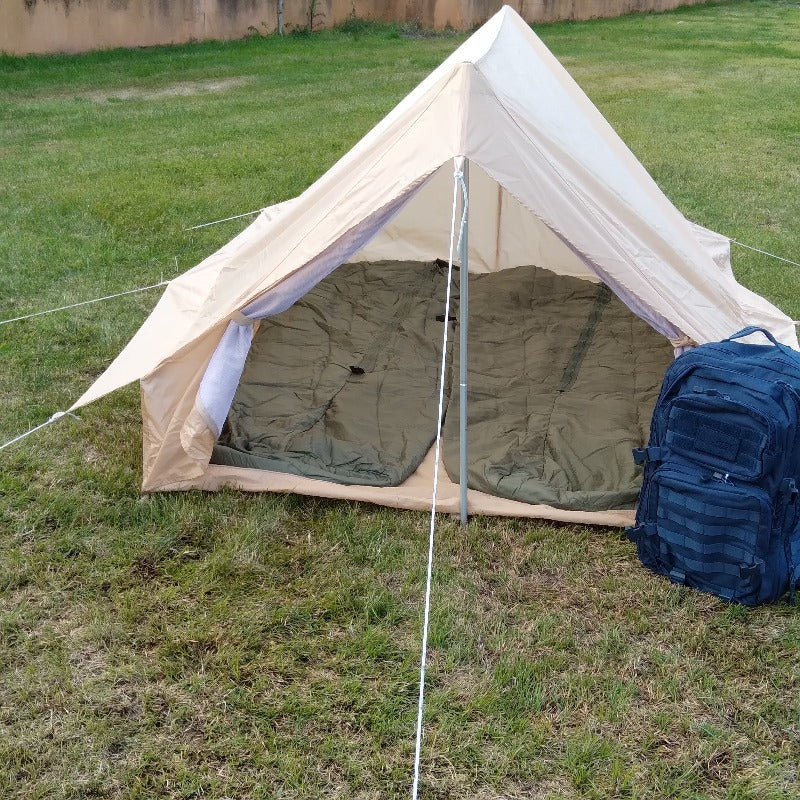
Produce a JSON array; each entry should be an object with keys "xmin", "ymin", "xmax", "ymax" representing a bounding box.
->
[{"xmin": 82, "ymin": 76, "xmax": 253, "ymax": 103}]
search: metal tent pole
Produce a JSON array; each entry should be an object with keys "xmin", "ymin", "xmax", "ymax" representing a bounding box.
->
[{"xmin": 459, "ymin": 160, "xmax": 469, "ymax": 526}]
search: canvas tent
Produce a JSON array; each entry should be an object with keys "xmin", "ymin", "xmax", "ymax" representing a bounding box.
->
[{"xmin": 70, "ymin": 5, "xmax": 797, "ymax": 527}]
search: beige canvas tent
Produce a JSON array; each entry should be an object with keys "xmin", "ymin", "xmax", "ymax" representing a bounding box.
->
[{"xmin": 70, "ymin": 5, "xmax": 797, "ymax": 527}]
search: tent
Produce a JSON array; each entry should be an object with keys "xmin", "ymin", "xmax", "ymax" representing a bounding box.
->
[{"xmin": 70, "ymin": 5, "xmax": 797, "ymax": 527}]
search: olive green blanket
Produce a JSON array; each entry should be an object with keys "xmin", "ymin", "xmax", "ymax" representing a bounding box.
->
[
  {"xmin": 441, "ymin": 266, "xmax": 673, "ymax": 511},
  {"xmin": 212, "ymin": 260, "xmax": 456, "ymax": 486},
  {"xmin": 212, "ymin": 261, "xmax": 673, "ymax": 509}
]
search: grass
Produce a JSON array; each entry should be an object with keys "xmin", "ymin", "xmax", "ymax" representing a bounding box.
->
[{"xmin": 1, "ymin": 1, "xmax": 799, "ymax": 797}]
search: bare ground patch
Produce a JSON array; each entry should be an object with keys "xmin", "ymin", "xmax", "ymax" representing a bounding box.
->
[{"xmin": 81, "ymin": 76, "xmax": 254, "ymax": 103}]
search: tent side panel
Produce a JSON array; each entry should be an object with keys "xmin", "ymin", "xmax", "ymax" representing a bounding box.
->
[{"xmin": 140, "ymin": 326, "xmax": 224, "ymax": 490}]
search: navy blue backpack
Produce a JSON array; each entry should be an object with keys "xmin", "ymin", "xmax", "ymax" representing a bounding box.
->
[{"xmin": 627, "ymin": 326, "xmax": 800, "ymax": 605}]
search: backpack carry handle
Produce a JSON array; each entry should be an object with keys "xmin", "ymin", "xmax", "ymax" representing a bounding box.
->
[{"xmin": 726, "ymin": 326, "xmax": 793, "ymax": 355}]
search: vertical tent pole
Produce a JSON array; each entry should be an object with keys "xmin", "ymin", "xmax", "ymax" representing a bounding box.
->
[{"xmin": 459, "ymin": 160, "xmax": 469, "ymax": 526}]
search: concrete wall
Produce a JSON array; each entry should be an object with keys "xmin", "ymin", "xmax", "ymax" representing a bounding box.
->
[{"xmin": 1, "ymin": 0, "xmax": 712, "ymax": 55}]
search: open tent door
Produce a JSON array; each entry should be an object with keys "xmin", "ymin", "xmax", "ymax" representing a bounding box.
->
[{"xmin": 193, "ymin": 158, "xmax": 675, "ymax": 523}]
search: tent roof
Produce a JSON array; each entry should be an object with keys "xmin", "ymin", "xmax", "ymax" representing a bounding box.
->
[{"xmin": 72, "ymin": 4, "xmax": 796, "ymax": 411}]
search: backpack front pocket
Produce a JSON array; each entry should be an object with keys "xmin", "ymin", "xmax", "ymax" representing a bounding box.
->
[
  {"xmin": 664, "ymin": 394, "xmax": 773, "ymax": 481},
  {"xmin": 645, "ymin": 469, "xmax": 773, "ymax": 604}
]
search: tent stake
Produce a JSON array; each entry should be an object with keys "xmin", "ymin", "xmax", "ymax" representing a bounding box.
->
[{"xmin": 459, "ymin": 160, "xmax": 469, "ymax": 526}]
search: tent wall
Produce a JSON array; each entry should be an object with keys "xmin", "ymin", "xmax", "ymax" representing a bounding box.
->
[
  {"xmin": 353, "ymin": 162, "xmax": 598, "ymax": 279},
  {"xmin": 140, "ymin": 325, "xmax": 224, "ymax": 490}
]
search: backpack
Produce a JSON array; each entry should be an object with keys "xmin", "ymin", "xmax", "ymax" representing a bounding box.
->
[{"xmin": 627, "ymin": 326, "xmax": 800, "ymax": 605}]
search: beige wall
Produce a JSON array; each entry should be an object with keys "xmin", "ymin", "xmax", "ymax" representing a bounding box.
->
[{"xmin": 1, "ymin": 0, "xmax": 711, "ymax": 56}]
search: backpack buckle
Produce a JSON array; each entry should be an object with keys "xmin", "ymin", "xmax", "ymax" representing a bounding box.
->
[
  {"xmin": 632, "ymin": 446, "xmax": 663, "ymax": 466},
  {"xmin": 669, "ymin": 568, "xmax": 686, "ymax": 585}
]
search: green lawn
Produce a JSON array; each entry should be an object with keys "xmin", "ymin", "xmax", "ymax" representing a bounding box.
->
[{"xmin": 1, "ymin": 1, "xmax": 799, "ymax": 798}]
